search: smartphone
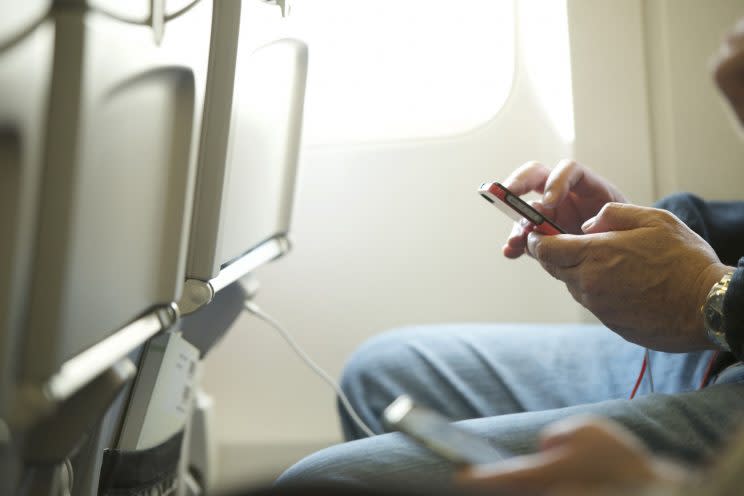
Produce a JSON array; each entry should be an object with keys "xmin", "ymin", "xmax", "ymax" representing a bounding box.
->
[
  {"xmin": 383, "ymin": 395, "xmax": 501, "ymax": 467},
  {"xmin": 478, "ymin": 181, "xmax": 565, "ymax": 235}
]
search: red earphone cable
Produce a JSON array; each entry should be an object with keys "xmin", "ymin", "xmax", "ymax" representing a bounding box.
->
[
  {"xmin": 629, "ymin": 355, "xmax": 647, "ymax": 399},
  {"xmin": 632, "ymin": 350, "xmax": 719, "ymax": 399},
  {"xmin": 699, "ymin": 351, "xmax": 720, "ymax": 389}
]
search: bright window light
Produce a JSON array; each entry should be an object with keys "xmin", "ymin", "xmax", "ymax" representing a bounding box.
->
[
  {"xmin": 265, "ymin": 0, "xmax": 516, "ymax": 145},
  {"xmin": 520, "ymin": 0, "xmax": 575, "ymax": 143}
]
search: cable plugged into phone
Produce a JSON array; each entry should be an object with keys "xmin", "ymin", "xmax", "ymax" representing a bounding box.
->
[{"xmin": 241, "ymin": 299, "xmax": 376, "ymax": 438}]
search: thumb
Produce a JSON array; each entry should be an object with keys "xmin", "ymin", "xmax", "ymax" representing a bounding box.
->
[{"xmin": 581, "ymin": 203, "xmax": 648, "ymax": 234}]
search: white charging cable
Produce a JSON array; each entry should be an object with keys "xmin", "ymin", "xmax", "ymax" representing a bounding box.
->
[{"xmin": 242, "ymin": 300, "xmax": 376, "ymax": 438}]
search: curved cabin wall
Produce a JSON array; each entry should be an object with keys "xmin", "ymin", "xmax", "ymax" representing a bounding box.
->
[{"xmin": 644, "ymin": 0, "xmax": 744, "ymax": 200}]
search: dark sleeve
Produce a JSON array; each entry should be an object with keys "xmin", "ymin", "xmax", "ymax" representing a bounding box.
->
[
  {"xmin": 654, "ymin": 193, "xmax": 744, "ymax": 361},
  {"xmin": 724, "ymin": 260, "xmax": 744, "ymax": 362},
  {"xmin": 654, "ymin": 192, "xmax": 744, "ymax": 266}
]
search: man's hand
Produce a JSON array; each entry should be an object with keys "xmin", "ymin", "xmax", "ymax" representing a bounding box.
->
[
  {"xmin": 527, "ymin": 202, "xmax": 730, "ymax": 351},
  {"xmin": 501, "ymin": 160, "xmax": 627, "ymax": 259},
  {"xmin": 458, "ymin": 416, "xmax": 690, "ymax": 496}
]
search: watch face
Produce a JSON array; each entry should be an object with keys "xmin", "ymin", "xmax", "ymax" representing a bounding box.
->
[{"xmin": 705, "ymin": 305, "xmax": 723, "ymax": 330}]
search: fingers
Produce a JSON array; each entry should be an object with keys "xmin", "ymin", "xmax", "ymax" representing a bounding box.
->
[
  {"xmin": 526, "ymin": 232, "xmax": 588, "ymax": 268},
  {"xmin": 538, "ymin": 415, "xmax": 621, "ymax": 451},
  {"xmin": 502, "ymin": 161, "xmax": 551, "ymax": 196},
  {"xmin": 542, "ymin": 159, "xmax": 585, "ymax": 208},
  {"xmin": 580, "ymin": 203, "xmax": 653, "ymax": 233},
  {"xmin": 504, "ymin": 206, "xmax": 542, "ymax": 259},
  {"xmin": 502, "ymin": 159, "xmax": 625, "ymax": 218},
  {"xmin": 503, "ymin": 221, "xmax": 530, "ymax": 259},
  {"xmin": 457, "ymin": 415, "xmax": 664, "ymax": 496},
  {"xmin": 499, "ymin": 162, "xmax": 552, "ymax": 260},
  {"xmin": 542, "ymin": 159, "xmax": 623, "ymax": 208},
  {"xmin": 458, "ymin": 450, "xmax": 570, "ymax": 494},
  {"xmin": 500, "ymin": 160, "xmax": 625, "ymax": 261}
]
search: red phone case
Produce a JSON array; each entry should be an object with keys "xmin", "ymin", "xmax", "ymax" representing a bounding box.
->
[{"xmin": 478, "ymin": 182, "xmax": 565, "ymax": 235}]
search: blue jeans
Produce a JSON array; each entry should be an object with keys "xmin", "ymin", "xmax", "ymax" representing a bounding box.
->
[{"xmin": 277, "ymin": 324, "xmax": 744, "ymax": 489}]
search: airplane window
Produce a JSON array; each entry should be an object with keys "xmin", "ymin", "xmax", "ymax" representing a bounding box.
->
[
  {"xmin": 520, "ymin": 0, "xmax": 574, "ymax": 143},
  {"xmin": 273, "ymin": 0, "xmax": 516, "ymax": 145}
]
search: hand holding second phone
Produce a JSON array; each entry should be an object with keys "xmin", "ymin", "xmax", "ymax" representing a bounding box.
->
[
  {"xmin": 458, "ymin": 416, "xmax": 690, "ymax": 496},
  {"xmin": 527, "ymin": 202, "xmax": 729, "ymax": 352}
]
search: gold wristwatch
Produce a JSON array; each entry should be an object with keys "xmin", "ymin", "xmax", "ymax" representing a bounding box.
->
[{"xmin": 702, "ymin": 270, "xmax": 735, "ymax": 352}]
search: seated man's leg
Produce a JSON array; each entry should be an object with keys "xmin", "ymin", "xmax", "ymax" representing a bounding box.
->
[
  {"xmin": 338, "ymin": 323, "xmax": 713, "ymax": 439},
  {"xmin": 279, "ymin": 370, "xmax": 744, "ymax": 490}
]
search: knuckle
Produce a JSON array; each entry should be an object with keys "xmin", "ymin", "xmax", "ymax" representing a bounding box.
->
[
  {"xmin": 598, "ymin": 201, "xmax": 622, "ymax": 219},
  {"xmin": 656, "ymin": 208, "xmax": 676, "ymax": 223},
  {"xmin": 556, "ymin": 158, "xmax": 579, "ymax": 171},
  {"xmin": 603, "ymin": 201, "xmax": 622, "ymax": 213},
  {"xmin": 520, "ymin": 160, "xmax": 544, "ymax": 173},
  {"xmin": 647, "ymin": 207, "xmax": 676, "ymax": 228},
  {"xmin": 547, "ymin": 159, "xmax": 578, "ymax": 187}
]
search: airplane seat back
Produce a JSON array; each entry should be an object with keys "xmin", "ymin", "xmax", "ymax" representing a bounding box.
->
[
  {"xmin": 182, "ymin": 22, "xmax": 308, "ymax": 317},
  {"xmin": 0, "ymin": 0, "xmax": 55, "ymax": 426},
  {"xmin": 0, "ymin": 0, "xmax": 306, "ymax": 491},
  {"xmin": 0, "ymin": 1, "xmax": 213, "ymax": 493},
  {"xmin": 1, "ymin": 7, "xmax": 203, "ymax": 425},
  {"xmin": 218, "ymin": 37, "xmax": 308, "ymax": 270}
]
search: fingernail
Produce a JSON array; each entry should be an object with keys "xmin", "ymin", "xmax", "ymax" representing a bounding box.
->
[
  {"xmin": 543, "ymin": 191, "xmax": 556, "ymax": 207},
  {"xmin": 527, "ymin": 232, "xmax": 540, "ymax": 255},
  {"xmin": 581, "ymin": 218, "xmax": 595, "ymax": 232}
]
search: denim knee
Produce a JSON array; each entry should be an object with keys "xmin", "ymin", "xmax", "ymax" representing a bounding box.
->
[
  {"xmin": 342, "ymin": 331, "xmax": 402, "ymax": 394},
  {"xmin": 338, "ymin": 327, "xmax": 431, "ymax": 438}
]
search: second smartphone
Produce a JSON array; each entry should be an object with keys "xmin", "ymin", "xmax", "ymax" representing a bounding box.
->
[{"xmin": 383, "ymin": 395, "xmax": 501, "ymax": 467}]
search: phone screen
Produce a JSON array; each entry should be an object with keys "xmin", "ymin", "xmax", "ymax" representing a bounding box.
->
[
  {"xmin": 383, "ymin": 395, "xmax": 501, "ymax": 467},
  {"xmin": 478, "ymin": 181, "xmax": 565, "ymax": 235}
]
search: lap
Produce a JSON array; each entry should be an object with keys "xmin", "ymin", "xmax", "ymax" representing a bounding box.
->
[
  {"xmin": 340, "ymin": 323, "xmax": 714, "ymax": 436},
  {"xmin": 279, "ymin": 379, "xmax": 744, "ymax": 490},
  {"xmin": 285, "ymin": 323, "xmax": 732, "ymax": 489}
]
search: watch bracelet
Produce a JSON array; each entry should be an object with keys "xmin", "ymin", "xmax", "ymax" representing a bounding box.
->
[
  {"xmin": 723, "ymin": 266, "xmax": 744, "ymax": 361},
  {"xmin": 702, "ymin": 271, "xmax": 732, "ymax": 351}
]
